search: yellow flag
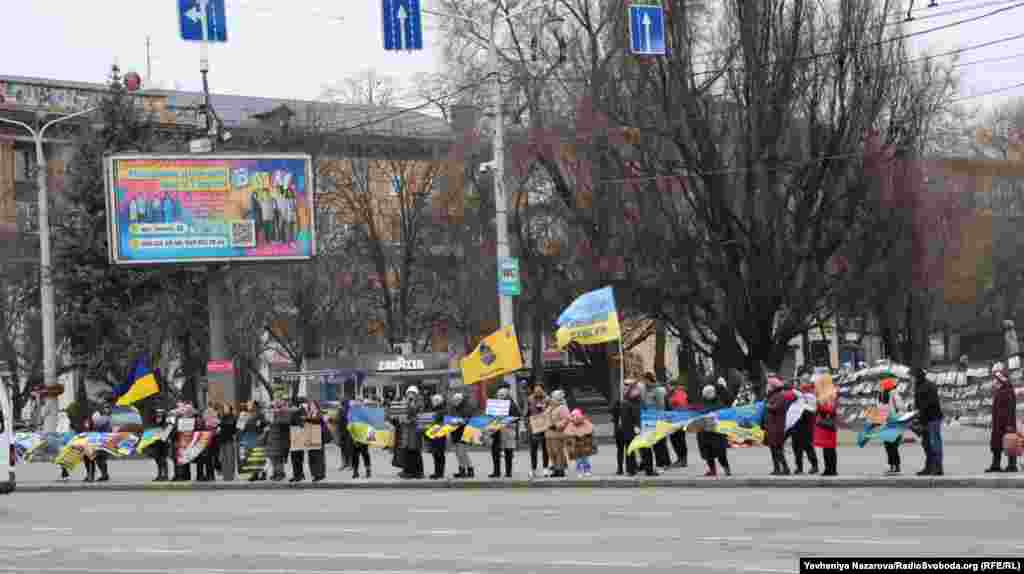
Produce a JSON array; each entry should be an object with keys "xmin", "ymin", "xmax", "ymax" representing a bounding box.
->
[
  {"xmin": 460, "ymin": 326, "xmax": 523, "ymax": 385},
  {"xmin": 116, "ymin": 372, "xmax": 159, "ymax": 407}
]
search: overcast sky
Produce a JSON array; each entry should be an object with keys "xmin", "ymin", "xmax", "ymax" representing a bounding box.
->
[{"xmin": 1, "ymin": 0, "xmax": 1022, "ymax": 111}]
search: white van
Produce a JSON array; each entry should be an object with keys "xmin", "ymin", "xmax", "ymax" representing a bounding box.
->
[{"xmin": 0, "ymin": 382, "xmax": 15, "ymax": 494}]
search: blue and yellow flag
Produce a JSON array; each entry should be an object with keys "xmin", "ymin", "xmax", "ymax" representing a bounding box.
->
[
  {"xmin": 425, "ymin": 416, "xmax": 463, "ymax": 440},
  {"xmin": 117, "ymin": 357, "xmax": 159, "ymax": 407},
  {"xmin": 555, "ymin": 286, "xmax": 621, "ymax": 348},
  {"xmin": 347, "ymin": 405, "xmax": 394, "ymax": 448},
  {"xmin": 461, "ymin": 326, "xmax": 523, "ymax": 385},
  {"xmin": 461, "ymin": 416, "xmax": 496, "ymax": 445}
]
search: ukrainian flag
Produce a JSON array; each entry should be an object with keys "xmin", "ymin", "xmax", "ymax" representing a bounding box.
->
[
  {"xmin": 348, "ymin": 405, "xmax": 394, "ymax": 448},
  {"xmin": 555, "ymin": 286, "xmax": 621, "ymax": 349},
  {"xmin": 425, "ymin": 416, "xmax": 462, "ymax": 440},
  {"xmin": 116, "ymin": 357, "xmax": 160, "ymax": 407},
  {"xmin": 461, "ymin": 416, "xmax": 494, "ymax": 445},
  {"xmin": 460, "ymin": 326, "xmax": 523, "ymax": 385}
]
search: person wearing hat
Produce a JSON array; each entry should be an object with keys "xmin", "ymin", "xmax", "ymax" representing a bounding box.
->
[
  {"xmin": 763, "ymin": 374, "xmax": 795, "ymax": 476},
  {"xmin": 399, "ymin": 386, "xmax": 425, "ymax": 479},
  {"xmin": 428, "ymin": 394, "xmax": 448, "ymax": 479},
  {"xmin": 621, "ymin": 381, "xmax": 656, "ymax": 476},
  {"xmin": 148, "ymin": 407, "xmax": 172, "ymax": 482},
  {"xmin": 489, "ymin": 386, "xmax": 521, "ymax": 478},
  {"xmin": 544, "ymin": 389, "xmax": 572, "ymax": 478},
  {"xmin": 526, "ymin": 383, "xmax": 551, "ymax": 478},
  {"xmin": 449, "ymin": 392, "xmax": 476, "ymax": 479},
  {"xmin": 790, "ymin": 367, "xmax": 819, "ymax": 474},
  {"xmin": 878, "ymin": 378, "xmax": 905, "ymax": 474},
  {"xmin": 987, "ymin": 365, "xmax": 1018, "ymax": 473},
  {"xmin": 697, "ymin": 383, "xmax": 731, "ymax": 477}
]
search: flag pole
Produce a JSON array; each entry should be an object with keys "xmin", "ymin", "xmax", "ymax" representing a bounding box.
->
[{"xmin": 619, "ymin": 339, "xmax": 626, "ymax": 400}]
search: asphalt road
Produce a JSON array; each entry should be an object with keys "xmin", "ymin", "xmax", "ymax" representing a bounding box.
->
[
  {"xmin": 1, "ymin": 487, "xmax": 1021, "ymax": 573},
  {"xmin": 14, "ymin": 443, "xmax": 1005, "ymax": 485}
]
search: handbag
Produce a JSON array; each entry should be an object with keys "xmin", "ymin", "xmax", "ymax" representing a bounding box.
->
[{"xmin": 1003, "ymin": 433, "xmax": 1023, "ymax": 457}]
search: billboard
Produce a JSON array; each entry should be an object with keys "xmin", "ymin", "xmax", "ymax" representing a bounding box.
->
[{"xmin": 104, "ymin": 154, "xmax": 316, "ymax": 265}]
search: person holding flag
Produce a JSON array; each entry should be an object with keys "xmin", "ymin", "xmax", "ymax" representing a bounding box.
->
[
  {"xmin": 117, "ymin": 356, "xmax": 160, "ymax": 409},
  {"xmin": 488, "ymin": 386, "xmax": 520, "ymax": 479}
]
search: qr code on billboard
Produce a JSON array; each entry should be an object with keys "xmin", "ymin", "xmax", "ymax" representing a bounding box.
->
[{"xmin": 230, "ymin": 221, "xmax": 256, "ymax": 248}]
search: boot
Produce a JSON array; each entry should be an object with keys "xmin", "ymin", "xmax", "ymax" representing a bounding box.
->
[
  {"xmin": 83, "ymin": 460, "xmax": 96, "ymax": 483},
  {"xmin": 467, "ymin": 466, "xmax": 475, "ymax": 478},
  {"xmin": 1007, "ymin": 457, "xmax": 1019, "ymax": 473},
  {"xmin": 808, "ymin": 456, "xmax": 820, "ymax": 475},
  {"xmin": 489, "ymin": 452, "xmax": 501, "ymax": 478},
  {"xmin": 986, "ymin": 450, "xmax": 1002, "ymax": 473},
  {"xmin": 793, "ymin": 454, "xmax": 804, "ymax": 475},
  {"xmin": 721, "ymin": 460, "xmax": 732, "ymax": 477},
  {"xmin": 453, "ymin": 466, "xmax": 467, "ymax": 479},
  {"xmin": 504, "ymin": 450, "xmax": 514, "ymax": 478},
  {"xmin": 704, "ymin": 461, "xmax": 717, "ymax": 477},
  {"xmin": 778, "ymin": 454, "xmax": 791, "ymax": 476},
  {"xmin": 96, "ymin": 458, "xmax": 110, "ymax": 483},
  {"xmin": 770, "ymin": 449, "xmax": 782, "ymax": 476}
]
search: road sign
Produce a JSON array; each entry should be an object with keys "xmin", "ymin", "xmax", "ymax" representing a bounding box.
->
[
  {"xmin": 383, "ymin": 0, "xmax": 423, "ymax": 51},
  {"xmin": 628, "ymin": 4, "xmax": 666, "ymax": 56},
  {"xmin": 179, "ymin": 0, "xmax": 228, "ymax": 42},
  {"xmin": 498, "ymin": 257, "xmax": 520, "ymax": 296}
]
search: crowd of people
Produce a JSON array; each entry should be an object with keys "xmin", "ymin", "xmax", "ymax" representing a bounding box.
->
[{"xmin": 57, "ymin": 361, "xmax": 1021, "ymax": 483}]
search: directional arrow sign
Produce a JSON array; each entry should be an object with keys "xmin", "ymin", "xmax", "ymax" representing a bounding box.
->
[
  {"xmin": 179, "ymin": 0, "xmax": 228, "ymax": 42},
  {"xmin": 628, "ymin": 4, "xmax": 665, "ymax": 56},
  {"xmin": 383, "ymin": 0, "xmax": 423, "ymax": 51}
]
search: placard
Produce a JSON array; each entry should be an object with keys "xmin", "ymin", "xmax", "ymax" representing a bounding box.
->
[{"xmin": 486, "ymin": 399, "xmax": 510, "ymax": 417}]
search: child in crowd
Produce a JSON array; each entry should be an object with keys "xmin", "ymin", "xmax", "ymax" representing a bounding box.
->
[{"xmin": 566, "ymin": 408, "xmax": 596, "ymax": 478}]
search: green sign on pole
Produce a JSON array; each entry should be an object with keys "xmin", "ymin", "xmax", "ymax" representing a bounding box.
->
[{"xmin": 498, "ymin": 257, "xmax": 521, "ymax": 296}]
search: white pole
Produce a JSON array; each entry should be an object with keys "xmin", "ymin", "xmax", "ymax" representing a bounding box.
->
[
  {"xmin": 619, "ymin": 339, "xmax": 626, "ymax": 401},
  {"xmin": 490, "ymin": 16, "xmax": 518, "ymax": 407},
  {"xmin": 0, "ymin": 109, "xmax": 94, "ymax": 431}
]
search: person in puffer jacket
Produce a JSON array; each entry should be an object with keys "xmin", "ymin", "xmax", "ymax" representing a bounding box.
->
[{"xmin": 763, "ymin": 375, "xmax": 796, "ymax": 475}]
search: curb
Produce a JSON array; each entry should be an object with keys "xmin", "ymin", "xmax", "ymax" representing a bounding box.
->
[{"xmin": 12, "ymin": 475, "xmax": 1024, "ymax": 493}]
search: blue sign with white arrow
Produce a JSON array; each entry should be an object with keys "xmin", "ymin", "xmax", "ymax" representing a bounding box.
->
[
  {"xmin": 382, "ymin": 0, "xmax": 423, "ymax": 51},
  {"xmin": 179, "ymin": 0, "xmax": 228, "ymax": 43},
  {"xmin": 628, "ymin": 4, "xmax": 665, "ymax": 56}
]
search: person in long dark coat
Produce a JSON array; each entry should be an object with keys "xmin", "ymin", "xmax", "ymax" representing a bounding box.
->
[
  {"xmin": 763, "ymin": 376, "xmax": 795, "ymax": 475},
  {"xmin": 428, "ymin": 394, "xmax": 448, "ymax": 479},
  {"xmin": 489, "ymin": 386, "xmax": 521, "ymax": 478},
  {"xmin": 697, "ymin": 384, "xmax": 731, "ymax": 477},
  {"xmin": 526, "ymin": 384, "xmax": 550, "ymax": 477},
  {"xmin": 400, "ymin": 387, "xmax": 425, "ymax": 479},
  {"xmin": 265, "ymin": 400, "xmax": 291, "ymax": 482},
  {"xmin": 987, "ymin": 366, "xmax": 1019, "ymax": 473},
  {"xmin": 621, "ymin": 381, "xmax": 654, "ymax": 476},
  {"xmin": 913, "ymin": 368, "xmax": 944, "ymax": 476}
]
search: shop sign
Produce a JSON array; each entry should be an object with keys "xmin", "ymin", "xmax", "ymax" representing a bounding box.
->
[{"xmin": 377, "ymin": 357, "xmax": 426, "ymax": 372}]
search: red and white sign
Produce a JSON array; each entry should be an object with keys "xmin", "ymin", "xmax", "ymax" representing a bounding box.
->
[{"xmin": 207, "ymin": 360, "xmax": 233, "ymax": 374}]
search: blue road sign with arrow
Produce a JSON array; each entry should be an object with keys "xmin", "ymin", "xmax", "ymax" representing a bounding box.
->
[
  {"xmin": 179, "ymin": 0, "xmax": 228, "ymax": 43},
  {"xmin": 383, "ymin": 0, "xmax": 423, "ymax": 51},
  {"xmin": 628, "ymin": 4, "xmax": 665, "ymax": 56}
]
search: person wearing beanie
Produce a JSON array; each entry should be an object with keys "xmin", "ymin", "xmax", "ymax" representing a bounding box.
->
[
  {"xmin": 987, "ymin": 365, "xmax": 1018, "ymax": 473},
  {"xmin": 399, "ymin": 386, "xmax": 425, "ymax": 479},
  {"xmin": 566, "ymin": 408, "xmax": 596, "ymax": 477},
  {"xmin": 489, "ymin": 387, "xmax": 521, "ymax": 478},
  {"xmin": 791, "ymin": 367, "xmax": 819, "ymax": 475},
  {"xmin": 698, "ymin": 384, "xmax": 730, "ymax": 477},
  {"xmin": 878, "ymin": 378, "xmax": 905, "ymax": 474},
  {"xmin": 428, "ymin": 394, "xmax": 448, "ymax": 479},
  {"xmin": 544, "ymin": 390, "xmax": 572, "ymax": 478},
  {"xmin": 449, "ymin": 393, "xmax": 475, "ymax": 478},
  {"xmin": 763, "ymin": 374, "xmax": 795, "ymax": 476}
]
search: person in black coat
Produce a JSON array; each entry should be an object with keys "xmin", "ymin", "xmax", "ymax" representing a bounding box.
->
[
  {"xmin": 789, "ymin": 369, "xmax": 819, "ymax": 475},
  {"xmin": 913, "ymin": 368, "xmax": 944, "ymax": 476},
  {"xmin": 428, "ymin": 394, "xmax": 448, "ymax": 479},
  {"xmin": 620, "ymin": 381, "xmax": 655, "ymax": 476},
  {"xmin": 610, "ymin": 394, "xmax": 627, "ymax": 476},
  {"xmin": 449, "ymin": 393, "xmax": 476, "ymax": 478},
  {"xmin": 987, "ymin": 366, "xmax": 1018, "ymax": 473}
]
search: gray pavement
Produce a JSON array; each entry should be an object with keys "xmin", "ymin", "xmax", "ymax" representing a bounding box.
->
[
  {"xmin": 0, "ymin": 487, "xmax": 1020, "ymax": 573},
  {"xmin": 11, "ymin": 442, "xmax": 1024, "ymax": 491}
]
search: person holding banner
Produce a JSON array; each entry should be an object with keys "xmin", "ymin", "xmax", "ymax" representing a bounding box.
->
[
  {"xmin": 449, "ymin": 393, "xmax": 476, "ymax": 479},
  {"xmin": 399, "ymin": 387, "xmax": 425, "ymax": 480},
  {"xmin": 88, "ymin": 402, "xmax": 113, "ymax": 483},
  {"xmin": 697, "ymin": 384, "xmax": 731, "ymax": 477},
  {"xmin": 488, "ymin": 387, "xmax": 520, "ymax": 479},
  {"xmin": 791, "ymin": 369, "xmax": 819, "ymax": 475},
  {"xmin": 878, "ymin": 378, "xmax": 905, "ymax": 475},
  {"xmin": 526, "ymin": 384, "xmax": 551, "ymax": 478},
  {"xmin": 764, "ymin": 376, "xmax": 795, "ymax": 476},
  {"xmin": 668, "ymin": 381, "xmax": 689, "ymax": 468},
  {"xmin": 428, "ymin": 395, "xmax": 448, "ymax": 479}
]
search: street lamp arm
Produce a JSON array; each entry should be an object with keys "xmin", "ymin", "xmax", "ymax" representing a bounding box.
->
[
  {"xmin": 40, "ymin": 107, "xmax": 99, "ymax": 139},
  {"xmin": 0, "ymin": 116, "xmax": 37, "ymax": 137}
]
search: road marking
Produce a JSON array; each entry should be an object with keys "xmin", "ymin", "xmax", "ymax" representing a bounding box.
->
[
  {"xmin": 699, "ymin": 536, "xmax": 754, "ymax": 542},
  {"xmin": 822, "ymin": 538, "xmax": 917, "ymax": 546},
  {"xmin": 606, "ymin": 511, "xmax": 673, "ymax": 518},
  {"xmin": 734, "ymin": 512, "xmax": 797, "ymax": 519},
  {"xmin": 872, "ymin": 514, "xmax": 928, "ymax": 520},
  {"xmin": 409, "ymin": 508, "xmax": 449, "ymax": 513},
  {"xmin": 30, "ymin": 527, "xmax": 71, "ymax": 533},
  {"xmin": 421, "ymin": 529, "xmax": 463, "ymax": 536},
  {"xmin": 551, "ymin": 560, "xmax": 651, "ymax": 568},
  {"xmin": 135, "ymin": 548, "xmax": 194, "ymax": 555}
]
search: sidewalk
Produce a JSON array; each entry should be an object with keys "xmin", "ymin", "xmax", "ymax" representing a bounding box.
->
[{"xmin": 12, "ymin": 441, "xmax": 1020, "ymax": 492}]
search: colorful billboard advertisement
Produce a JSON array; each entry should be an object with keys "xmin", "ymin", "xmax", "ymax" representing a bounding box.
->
[{"xmin": 104, "ymin": 154, "xmax": 316, "ymax": 265}]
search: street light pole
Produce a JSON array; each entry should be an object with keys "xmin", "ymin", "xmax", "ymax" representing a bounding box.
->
[{"xmin": 0, "ymin": 107, "xmax": 96, "ymax": 432}]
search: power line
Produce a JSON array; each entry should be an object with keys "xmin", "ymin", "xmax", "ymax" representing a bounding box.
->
[
  {"xmin": 951, "ymin": 80, "xmax": 1024, "ymax": 102},
  {"xmin": 895, "ymin": 0, "xmax": 1022, "ymax": 24}
]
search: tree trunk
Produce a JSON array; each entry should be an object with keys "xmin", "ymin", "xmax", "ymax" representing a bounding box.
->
[{"xmin": 654, "ymin": 320, "xmax": 667, "ymax": 382}]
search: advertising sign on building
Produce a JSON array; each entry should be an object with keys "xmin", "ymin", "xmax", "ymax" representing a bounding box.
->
[
  {"xmin": 104, "ymin": 154, "xmax": 316, "ymax": 265},
  {"xmin": 498, "ymin": 256, "xmax": 520, "ymax": 296}
]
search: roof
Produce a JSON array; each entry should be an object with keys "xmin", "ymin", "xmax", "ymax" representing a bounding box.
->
[{"xmin": 0, "ymin": 74, "xmax": 452, "ymax": 140}]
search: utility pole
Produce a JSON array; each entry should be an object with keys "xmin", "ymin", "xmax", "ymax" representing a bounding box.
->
[
  {"xmin": 146, "ymin": 36, "xmax": 152, "ymax": 86},
  {"xmin": 0, "ymin": 108, "xmax": 98, "ymax": 431}
]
